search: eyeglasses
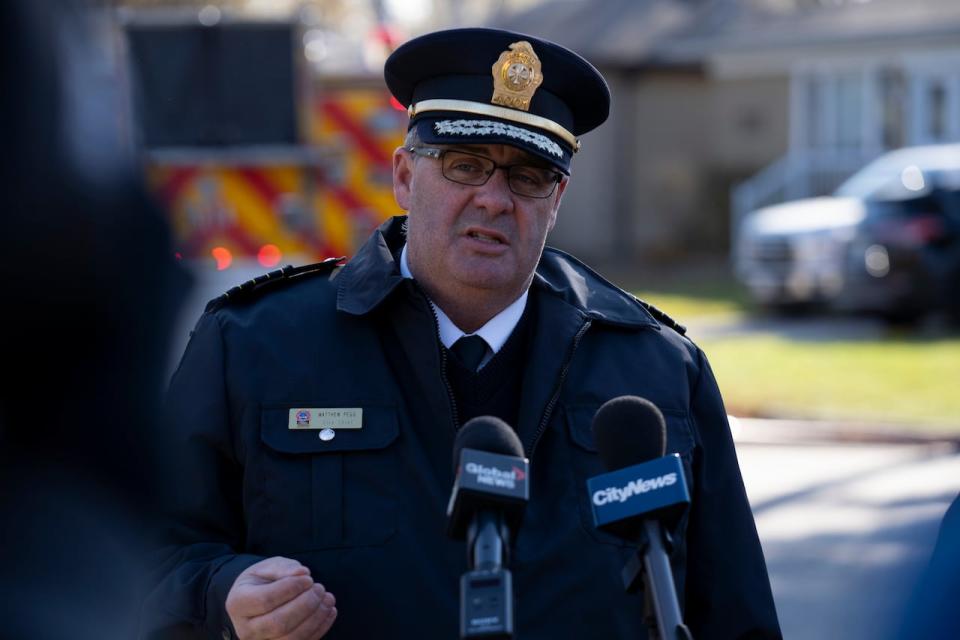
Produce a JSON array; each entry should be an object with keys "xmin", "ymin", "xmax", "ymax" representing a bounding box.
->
[{"xmin": 407, "ymin": 146, "xmax": 563, "ymax": 199}]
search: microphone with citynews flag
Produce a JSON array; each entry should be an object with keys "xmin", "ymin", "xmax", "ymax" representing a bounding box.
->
[{"xmin": 587, "ymin": 396, "xmax": 694, "ymax": 640}]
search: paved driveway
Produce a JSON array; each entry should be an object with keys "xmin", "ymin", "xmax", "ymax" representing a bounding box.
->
[{"xmin": 735, "ymin": 436, "xmax": 960, "ymax": 640}]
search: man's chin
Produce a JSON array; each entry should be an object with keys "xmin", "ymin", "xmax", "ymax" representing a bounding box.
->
[{"xmin": 451, "ymin": 267, "xmax": 529, "ymax": 298}]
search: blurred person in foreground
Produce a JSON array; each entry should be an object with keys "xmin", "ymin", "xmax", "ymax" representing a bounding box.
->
[
  {"xmin": 144, "ymin": 28, "xmax": 780, "ymax": 639},
  {"xmin": 0, "ymin": 1, "xmax": 186, "ymax": 638},
  {"xmin": 897, "ymin": 492, "xmax": 960, "ymax": 639}
]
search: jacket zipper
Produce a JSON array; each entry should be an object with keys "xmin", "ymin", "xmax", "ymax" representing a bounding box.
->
[
  {"xmin": 438, "ymin": 316, "xmax": 460, "ymax": 431},
  {"xmin": 526, "ymin": 318, "xmax": 592, "ymax": 458},
  {"xmin": 414, "ymin": 281, "xmax": 461, "ymax": 431}
]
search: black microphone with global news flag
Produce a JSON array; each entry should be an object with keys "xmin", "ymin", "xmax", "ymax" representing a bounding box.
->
[
  {"xmin": 587, "ymin": 396, "xmax": 695, "ymax": 640},
  {"xmin": 447, "ymin": 416, "xmax": 530, "ymax": 639}
]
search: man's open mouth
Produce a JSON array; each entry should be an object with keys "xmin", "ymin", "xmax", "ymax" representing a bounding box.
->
[{"xmin": 467, "ymin": 231, "xmax": 505, "ymax": 244}]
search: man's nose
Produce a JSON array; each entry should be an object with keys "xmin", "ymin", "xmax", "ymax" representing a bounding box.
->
[{"xmin": 472, "ymin": 167, "xmax": 515, "ymax": 213}]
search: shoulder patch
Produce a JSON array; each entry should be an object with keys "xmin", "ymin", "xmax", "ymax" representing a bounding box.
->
[
  {"xmin": 204, "ymin": 257, "xmax": 345, "ymax": 313},
  {"xmin": 635, "ymin": 298, "xmax": 687, "ymax": 336}
]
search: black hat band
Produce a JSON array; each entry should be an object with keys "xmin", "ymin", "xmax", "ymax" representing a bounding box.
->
[{"xmin": 409, "ymin": 99, "xmax": 580, "ymax": 152}]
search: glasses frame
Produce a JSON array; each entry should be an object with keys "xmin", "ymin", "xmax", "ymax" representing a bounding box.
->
[{"xmin": 406, "ymin": 146, "xmax": 563, "ymax": 199}]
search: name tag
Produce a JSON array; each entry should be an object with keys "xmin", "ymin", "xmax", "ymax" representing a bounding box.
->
[{"xmin": 288, "ymin": 408, "xmax": 363, "ymax": 430}]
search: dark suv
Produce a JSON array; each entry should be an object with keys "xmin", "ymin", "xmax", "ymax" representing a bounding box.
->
[{"xmin": 735, "ymin": 144, "xmax": 960, "ymax": 322}]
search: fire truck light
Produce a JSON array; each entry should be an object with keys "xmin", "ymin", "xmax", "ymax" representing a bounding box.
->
[
  {"xmin": 211, "ymin": 247, "xmax": 233, "ymax": 271},
  {"xmin": 258, "ymin": 244, "xmax": 282, "ymax": 268}
]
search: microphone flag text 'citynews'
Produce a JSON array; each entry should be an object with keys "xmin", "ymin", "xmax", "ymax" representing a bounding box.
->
[{"xmin": 587, "ymin": 453, "xmax": 690, "ymax": 529}]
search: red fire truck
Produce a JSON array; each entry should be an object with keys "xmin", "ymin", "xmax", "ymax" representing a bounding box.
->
[{"xmin": 124, "ymin": 12, "xmax": 406, "ymax": 270}]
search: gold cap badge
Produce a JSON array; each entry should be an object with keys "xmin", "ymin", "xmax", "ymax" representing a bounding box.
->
[{"xmin": 491, "ymin": 41, "xmax": 543, "ymax": 112}]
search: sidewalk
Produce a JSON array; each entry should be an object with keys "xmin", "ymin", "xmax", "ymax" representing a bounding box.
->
[
  {"xmin": 736, "ymin": 437, "xmax": 960, "ymax": 640},
  {"xmin": 730, "ymin": 415, "xmax": 960, "ymax": 447}
]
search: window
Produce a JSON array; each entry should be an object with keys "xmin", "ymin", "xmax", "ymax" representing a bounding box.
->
[
  {"xmin": 878, "ymin": 68, "xmax": 906, "ymax": 150},
  {"xmin": 126, "ymin": 23, "xmax": 298, "ymax": 147}
]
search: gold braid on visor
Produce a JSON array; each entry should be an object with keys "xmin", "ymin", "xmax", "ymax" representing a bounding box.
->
[{"xmin": 408, "ymin": 99, "xmax": 581, "ymax": 153}]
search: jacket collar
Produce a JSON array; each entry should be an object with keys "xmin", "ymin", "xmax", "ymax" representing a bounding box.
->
[
  {"xmin": 337, "ymin": 216, "xmax": 659, "ymax": 331},
  {"xmin": 533, "ymin": 247, "xmax": 660, "ymax": 330},
  {"xmin": 335, "ymin": 217, "xmax": 409, "ymax": 316}
]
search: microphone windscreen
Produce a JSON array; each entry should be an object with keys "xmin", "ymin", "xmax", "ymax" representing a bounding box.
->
[
  {"xmin": 452, "ymin": 415, "xmax": 524, "ymax": 473},
  {"xmin": 591, "ymin": 396, "xmax": 666, "ymax": 471}
]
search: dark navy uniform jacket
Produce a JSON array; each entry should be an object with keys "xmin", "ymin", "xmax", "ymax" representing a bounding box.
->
[{"xmin": 145, "ymin": 217, "xmax": 781, "ymax": 639}]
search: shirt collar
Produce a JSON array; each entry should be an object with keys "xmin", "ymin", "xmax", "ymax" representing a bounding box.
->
[{"xmin": 400, "ymin": 244, "xmax": 528, "ymax": 354}]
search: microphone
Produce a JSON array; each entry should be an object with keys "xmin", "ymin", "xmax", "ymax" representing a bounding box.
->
[
  {"xmin": 447, "ymin": 416, "xmax": 529, "ymax": 639},
  {"xmin": 588, "ymin": 396, "xmax": 693, "ymax": 640}
]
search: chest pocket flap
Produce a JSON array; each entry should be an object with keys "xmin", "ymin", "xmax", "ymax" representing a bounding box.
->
[
  {"xmin": 565, "ymin": 404, "xmax": 695, "ymax": 457},
  {"xmin": 562, "ymin": 403, "xmax": 696, "ymax": 548},
  {"xmin": 254, "ymin": 404, "xmax": 400, "ymax": 552}
]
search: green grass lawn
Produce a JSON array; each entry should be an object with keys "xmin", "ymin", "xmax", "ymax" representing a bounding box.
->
[
  {"xmin": 636, "ymin": 291, "xmax": 746, "ymax": 322},
  {"xmin": 698, "ymin": 335, "xmax": 960, "ymax": 430},
  {"xmin": 635, "ymin": 289, "xmax": 960, "ymax": 431},
  {"xmin": 629, "ymin": 270, "xmax": 751, "ymax": 321}
]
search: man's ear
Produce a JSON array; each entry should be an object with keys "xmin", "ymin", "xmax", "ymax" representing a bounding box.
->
[
  {"xmin": 393, "ymin": 147, "xmax": 413, "ymax": 211},
  {"xmin": 546, "ymin": 176, "xmax": 569, "ymax": 233}
]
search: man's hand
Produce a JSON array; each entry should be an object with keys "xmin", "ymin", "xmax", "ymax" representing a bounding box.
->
[{"xmin": 225, "ymin": 556, "xmax": 337, "ymax": 639}]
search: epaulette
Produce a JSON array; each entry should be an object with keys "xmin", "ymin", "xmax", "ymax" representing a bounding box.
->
[
  {"xmin": 204, "ymin": 257, "xmax": 345, "ymax": 313},
  {"xmin": 635, "ymin": 298, "xmax": 687, "ymax": 336}
]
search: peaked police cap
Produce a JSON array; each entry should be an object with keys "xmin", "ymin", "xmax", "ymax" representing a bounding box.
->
[{"xmin": 384, "ymin": 27, "xmax": 610, "ymax": 172}]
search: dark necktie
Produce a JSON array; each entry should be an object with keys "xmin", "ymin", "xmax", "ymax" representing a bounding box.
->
[{"xmin": 450, "ymin": 335, "xmax": 489, "ymax": 372}]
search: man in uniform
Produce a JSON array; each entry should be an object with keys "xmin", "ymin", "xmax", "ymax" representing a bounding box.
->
[{"xmin": 144, "ymin": 27, "xmax": 781, "ymax": 639}]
